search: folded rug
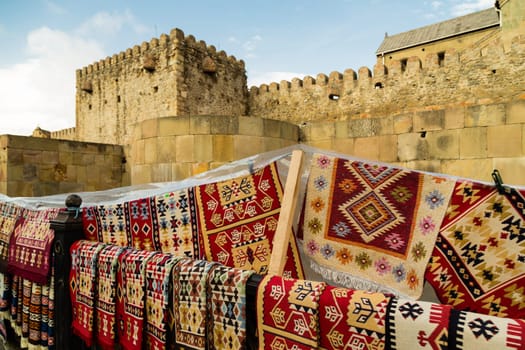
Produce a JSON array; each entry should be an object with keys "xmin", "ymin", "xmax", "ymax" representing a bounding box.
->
[
  {"xmin": 302, "ymin": 153, "xmax": 455, "ymax": 298},
  {"xmin": 207, "ymin": 265, "xmax": 255, "ymax": 350},
  {"xmin": 195, "ymin": 162, "xmax": 304, "ymax": 278},
  {"xmin": 425, "ymin": 180, "xmax": 525, "ymax": 318},
  {"xmin": 319, "ymin": 285, "xmax": 391, "ymax": 350},
  {"xmin": 69, "ymin": 240, "xmax": 107, "ymax": 347},
  {"xmin": 95, "ymin": 244, "xmax": 127, "ymax": 350},
  {"xmin": 0, "ymin": 202, "xmax": 21, "ymax": 273},
  {"xmin": 82, "ymin": 204, "xmax": 128, "ymax": 246},
  {"xmin": 257, "ymin": 275, "xmax": 326, "ymax": 349},
  {"xmin": 173, "ymin": 258, "xmax": 219, "ymax": 349},
  {"xmin": 8, "ymin": 208, "xmax": 61, "ymax": 284},
  {"xmin": 386, "ymin": 297, "xmax": 452, "ymax": 349}
]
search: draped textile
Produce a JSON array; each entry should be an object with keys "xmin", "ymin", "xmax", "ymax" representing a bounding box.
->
[
  {"xmin": 425, "ymin": 180, "xmax": 525, "ymax": 318},
  {"xmin": 257, "ymin": 275, "xmax": 326, "ymax": 349},
  {"xmin": 0, "ymin": 202, "xmax": 21, "ymax": 272},
  {"xmin": 207, "ymin": 265, "xmax": 254, "ymax": 350},
  {"xmin": 69, "ymin": 240, "xmax": 107, "ymax": 347},
  {"xmin": 318, "ymin": 285, "xmax": 391, "ymax": 350},
  {"xmin": 8, "ymin": 208, "xmax": 61, "ymax": 284},
  {"xmin": 144, "ymin": 252, "xmax": 182, "ymax": 350},
  {"xmin": 173, "ymin": 259, "xmax": 219, "ymax": 349},
  {"xmin": 116, "ymin": 249, "xmax": 159, "ymax": 350},
  {"xmin": 302, "ymin": 153, "xmax": 455, "ymax": 298},
  {"xmin": 195, "ymin": 162, "xmax": 304, "ymax": 278},
  {"xmin": 386, "ymin": 297, "xmax": 452, "ymax": 350},
  {"xmin": 95, "ymin": 244, "xmax": 127, "ymax": 350}
]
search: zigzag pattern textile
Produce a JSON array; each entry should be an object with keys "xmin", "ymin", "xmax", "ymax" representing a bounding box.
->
[
  {"xmin": 425, "ymin": 180, "xmax": 525, "ymax": 318},
  {"xmin": 257, "ymin": 275, "xmax": 326, "ymax": 349},
  {"xmin": 195, "ymin": 162, "xmax": 304, "ymax": 278},
  {"xmin": 206, "ymin": 265, "xmax": 254, "ymax": 350},
  {"xmin": 0, "ymin": 202, "xmax": 21, "ymax": 273},
  {"xmin": 318, "ymin": 285, "xmax": 391, "ymax": 350},
  {"xmin": 8, "ymin": 208, "xmax": 61, "ymax": 284},
  {"xmin": 302, "ymin": 153, "xmax": 455, "ymax": 298}
]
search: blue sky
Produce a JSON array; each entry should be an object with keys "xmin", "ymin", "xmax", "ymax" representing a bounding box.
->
[{"xmin": 0, "ymin": 0, "xmax": 494, "ymax": 136}]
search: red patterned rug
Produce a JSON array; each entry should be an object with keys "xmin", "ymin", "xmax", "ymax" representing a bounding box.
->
[
  {"xmin": 257, "ymin": 275, "xmax": 326, "ymax": 349},
  {"xmin": 69, "ymin": 240, "xmax": 107, "ymax": 347},
  {"xmin": 302, "ymin": 153, "xmax": 455, "ymax": 298},
  {"xmin": 425, "ymin": 180, "xmax": 525, "ymax": 318},
  {"xmin": 144, "ymin": 252, "xmax": 183, "ymax": 350},
  {"xmin": 8, "ymin": 208, "xmax": 61, "ymax": 284},
  {"xmin": 172, "ymin": 258, "xmax": 219, "ymax": 349},
  {"xmin": 386, "ymin": 297, "xmax": 451, "ymax": 349},
  {"xmin": 116, "ymin": 248, "xmax": 160, "ymax": 350},
  {"xmin": 195, "ymin": 162, "xmax": 304, "ymax": 278},
  {"xmin": 95, "ymin": 244, "xmax": 128, "ymax": 350},
  {"xmin": 207, "ymin": 265, "xmax": 255, "ymax": 349},
  {"xmin": 319, "ymin": 285, "xmax": 391, "ymax": 350}
]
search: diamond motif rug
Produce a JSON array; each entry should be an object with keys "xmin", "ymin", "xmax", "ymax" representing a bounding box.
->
[
  {"xmin": 95, "ymin": 244, "xmax": 127, "ymax": 350},
  {"xmin": 449, "ymin": 309, "xmax": 525, "ymax": 350},
  {"xmin": 257, "ymin": 275, "xmax": 326, "ymax": 349},
  {"xmin": 82, "ymin": 204, "xmax": 128, "ymax": 246},
  {"xmin": 0, "ymin": 202, "xmax": 21, "ymax": 273},
  {"xmin": 206, "ymin": 265, "xmax": 255, "ymax": 350},
  {"xmin": 425, "ymin": 180, "xmax": 525, "ymax": 318},
  {"xmin": 153, "ymin": 189, "xmax": 200, "ymax": 258},
  {"xmin": 144, "ymin": 252, "xmax": 183, "ymax": 350},
  {"xmin": 116, "ymin": 248, "xmax": 160, "ymax": 350},
  {"xmin": 302, "ymin": 153, "xmax": 455, "ymax": 298},
  {"xmin": 386, "ymin": 297, "xmax": 451, "ymax": 349},
  {"xmin": 318, "ymin": 285, "xmax": 391, "ymax": 350},
  {"xmin": 194, "ymin": 162, "xmax": 304, "ymax": 279},
  {"xmin": 69, "ymin": 240, "xmax": 107, "ymax": 347},
  {"xmin": 173, "ymin": 258, "xmax": 219, "ymax": 349},
  {"xmin": 8, "ymin": 208, "xmax": 61, "ymax": 284}
]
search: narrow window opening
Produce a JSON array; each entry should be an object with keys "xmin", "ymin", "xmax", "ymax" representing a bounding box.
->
[
  {"xmin": 374, "ymin": 82, "xmax": 384, "ymax": 89},
  {"xmin": 420, "ymin": 131, "xmax": 427, "ymax": 138},
  {"xmin": 400, "ymin": 58, "xmax": 408, "ymax": 72},
  {"xmin": 88, "ymin": 104, "xmax": 92, "ymax": 110},
  {"xmin": 492, "ymin": 69, "xmax": 497, "ymax": 74},
  {"xmin": 438, "ymin": 52, "xmax": 445, "ymax": 67},
  {"xmin": 329, "ymin": 94, "xmax": 340, "ymax": 101},
  {"xmin": 153, "ymin": 86, "xmax": 159, "ymax": 93},
  {"xmin": 117, "ymin": 95, "xmax": 121, "ymax": 103}
]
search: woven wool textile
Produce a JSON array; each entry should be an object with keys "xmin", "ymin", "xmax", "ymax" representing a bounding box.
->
[
  {"xmin": 386, "ymin": 297, "xmax": 452, "ymax": 350},
  {"xmin": 207, "ymin": 265, "xmax": 254, "ymax": 350},
  {"xmin": 0, "ymin": 202, "xmax": 21, "ymax": 272},
  {"xmin": 144, "ymin": 252, "xmax": 182, "ymax": 350},
  {"xmin": 318, "ymin": 285, "xmax": 391, "ymax": 350},
  {"xmin": 82, "ymin": 204, "xmax": 127, "ymax": 245},
  {"xmin": 195, "ymin": 162, "xmax": 304, "ymax": 278},
  {"xmin": 95, "ymin": 244, "xmax": 127, "ymax": 350},
  {"xmin": 69, "ymin": 240, "xmax": 107, "ymax": 347},
  {"xmin": 173, "ymin": 258, "xmax": 219, "ymax": 349},
  {"xmin": 153, "ymin": 189, "xmax": 200, "ymax": 258},
  {"xmin": 303, "ymin": 153, "xmax": 455, "ymax": 298},
  {"xmin": 425, "ymin": 180, "xmax": 525, "ymax": 318},
  {"xmin": 116, "ymin": 248, "xmax": 160, "ymax": 350},
  {"xmin": 449, "ymin": 309, "xmax": 525, "ymax": 350},
  {"xmin": 8, "ymin": 208, "xmax": 61, "ymax": 284},
  {"xmin": 257, "ymin": 275, "xmax": 326, "ymax": 349}
]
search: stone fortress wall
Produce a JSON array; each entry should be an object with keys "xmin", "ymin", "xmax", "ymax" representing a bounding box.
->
[{"xmin": 2, "ymin": 2, "xmax": 525, "ymax": 197}]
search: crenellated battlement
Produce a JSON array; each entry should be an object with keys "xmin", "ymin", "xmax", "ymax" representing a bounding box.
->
[{"xmin": 248, "ymin": 35, "xmax": 525, "ymax": 123}]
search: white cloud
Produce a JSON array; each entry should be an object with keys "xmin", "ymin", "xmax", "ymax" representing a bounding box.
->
[
  {"xmin": 450, "ymin": 0, "xmax": 494, "ymax": 16},
  {"xmin": 247, "ymin": 71, "xmax": 307, "ymax": 88},
  {"xmin": 0, "ymin": 27, "xmax": 105, "ymax": 135},
  {"xmin": 76, "ymin": 9, "xmax": 149, "ymax": 38}
]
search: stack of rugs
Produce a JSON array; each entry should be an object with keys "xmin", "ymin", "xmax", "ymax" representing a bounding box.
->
[{"xmin": 0, "ymin": 203, "xmax": 61, "ymax": 349}]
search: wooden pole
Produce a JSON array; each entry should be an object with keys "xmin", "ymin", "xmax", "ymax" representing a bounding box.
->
[{"xmin": 268, "ymin": 149, "xmax": 303, "ymax": 276}]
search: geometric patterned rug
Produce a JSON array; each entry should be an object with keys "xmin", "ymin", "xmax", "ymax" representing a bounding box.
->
[
  {"xmin": 194, "ymin": 162, "xmax": 304, "ymax": 279},
  {"xmin": 425, "ymin": 180, "xmax": 525, "ymax": 318},
  {"xmin": 257, "ymin": 275, "xmax": 326, "ymax": 349},
  {"xmin": 319, "ymin": 285, "xmax": 391, "ymax": 350},
  {"xmin": 303, "ymin": 153, "xmax": 455, "ymax": 298}
]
